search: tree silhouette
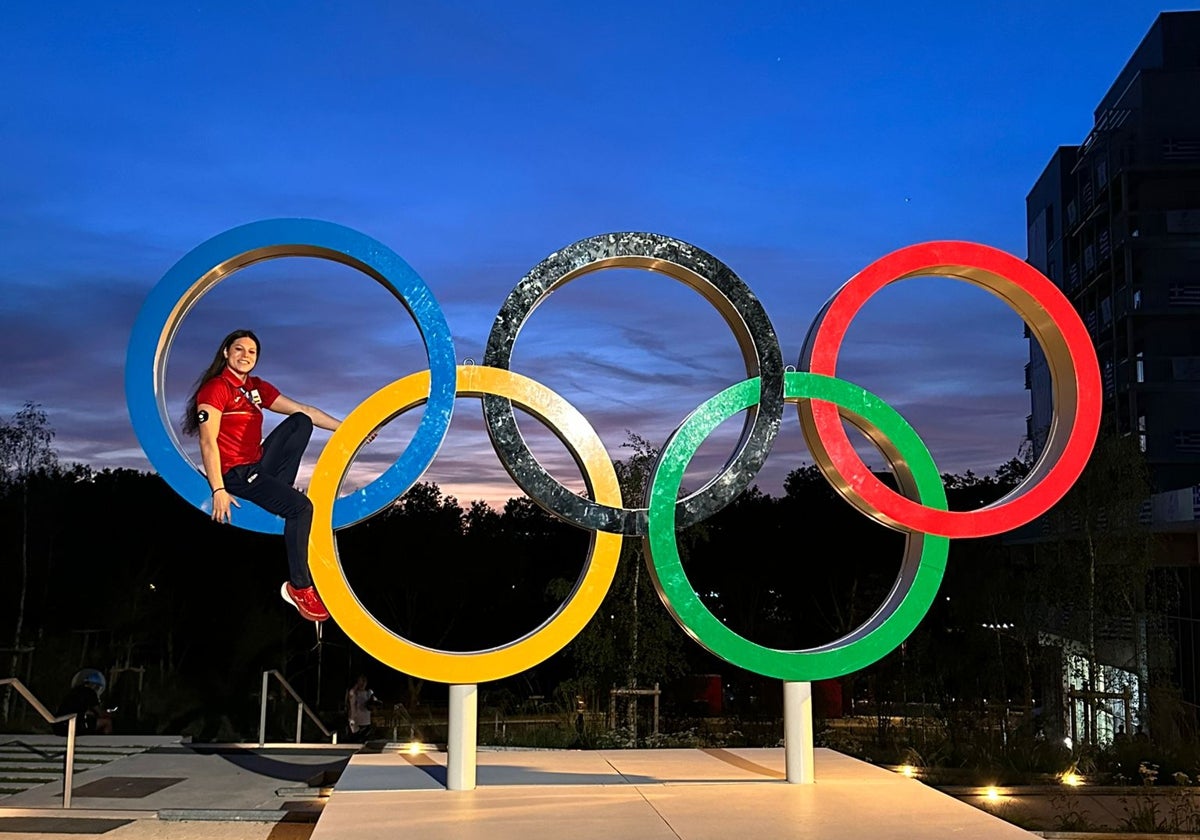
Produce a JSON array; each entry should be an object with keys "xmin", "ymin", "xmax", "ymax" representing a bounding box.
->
[{"xmin": 0, "ymin": 402, "xmax": 58, "ymax": 721}]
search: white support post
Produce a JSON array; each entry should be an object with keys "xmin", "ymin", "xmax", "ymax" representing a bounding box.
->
[
  {"xmin": 296, "ymin": 703, "xmax": 304, "ymax": 743},
  {"xmin": 63, "ymin": 715, "xmax": 76, "ymax": 808},
  {"xmin": 447, "ymin": 684, "xmax": 478, "ymax": 791},
  {"xmin": 259, "ymin": 672, "xmax": 269, "ymax": 747},
  {"xmin": 783, "ymin": 681, "xmax": 815, "ymax": 784}
]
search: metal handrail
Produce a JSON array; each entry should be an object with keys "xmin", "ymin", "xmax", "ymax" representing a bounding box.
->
[
  {"xmin": 258, "ymin": 670, "xmax": 337, "ymax": 746},
  {"xmin": 0, "ymin": 677, "xmax": 77, "ymax": 807}
]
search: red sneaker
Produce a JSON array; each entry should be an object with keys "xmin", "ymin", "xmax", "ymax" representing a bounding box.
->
[{"xmin": 281, "ymin": 582, "xmax": 330, "ymax": 622}]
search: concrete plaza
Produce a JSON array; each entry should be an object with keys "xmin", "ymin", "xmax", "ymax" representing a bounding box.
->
[{"xmin": 2, "ymin": 738, "xmax": 1138, "ymax": 838}]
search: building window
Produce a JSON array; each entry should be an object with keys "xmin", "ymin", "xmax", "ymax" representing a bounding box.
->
[
  {"xmin": 1169, "ymin": 284, "xmax": 1200, "ymax": 306},
  {"xmin": 1173, "ymin": 430, "xmax": 1200, "ymax": 454},
  {"xmin": 1137, "ymin": 351, "xmax": 1145, "ymax": 383}
]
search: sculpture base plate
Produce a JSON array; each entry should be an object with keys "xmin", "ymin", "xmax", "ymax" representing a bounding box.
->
[{"xmin": 312, "ymin": 747, "xmax": 1031, "ymax": 839}]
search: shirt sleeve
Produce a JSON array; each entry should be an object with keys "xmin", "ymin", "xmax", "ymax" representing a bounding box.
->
[{"xmin": 195, "ymin": 377, "xmax": 231, "ymax": 410}]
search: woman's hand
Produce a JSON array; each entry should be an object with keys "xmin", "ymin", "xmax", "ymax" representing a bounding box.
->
[{"xmin": 212, "ymin": 488, "xmax": 240, "ymax": 523}]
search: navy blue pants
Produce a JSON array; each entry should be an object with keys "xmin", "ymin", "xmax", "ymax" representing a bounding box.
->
[{"xmin": 223, "ymin": 413, "xmax": 315, "ymax": 588}]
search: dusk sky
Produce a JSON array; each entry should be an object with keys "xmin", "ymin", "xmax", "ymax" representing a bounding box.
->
[{"xmin": 2, "ymin": 1, "xmax": 1183, "ymax": 511}]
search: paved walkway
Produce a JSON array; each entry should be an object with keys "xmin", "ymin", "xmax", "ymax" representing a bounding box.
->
[
  {"xmin": 0, "ymin": 736, "xmax": 169, "ymax": 799},
  {"xmin": 0, "ymin": 737, "xmax": 355, "ymax": 838}
]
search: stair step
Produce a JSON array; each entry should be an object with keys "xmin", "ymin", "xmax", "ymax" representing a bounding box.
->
[{"xmin": 0, "ymin": 741, "xmax": 155, "ymax": 801}]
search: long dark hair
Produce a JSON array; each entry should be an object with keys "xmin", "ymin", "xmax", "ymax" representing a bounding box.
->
[{"xmin": 181, "ymin": 329, "xmax": 260, "ymax": 436}]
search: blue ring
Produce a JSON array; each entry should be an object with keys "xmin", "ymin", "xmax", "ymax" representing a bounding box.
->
[{"xmin": 125, "ymin": 218, "xmax": 456, "ymax": 533}]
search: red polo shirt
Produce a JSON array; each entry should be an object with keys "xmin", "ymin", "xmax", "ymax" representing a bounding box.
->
[{"xmin": 195, "ymin": 369, "xmax": 281, "ymax": 471}]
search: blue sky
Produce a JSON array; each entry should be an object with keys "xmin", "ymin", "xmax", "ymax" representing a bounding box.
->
[{"xmin": 1, "ymin": 1, "xmax": 1182, "ymax": 508}]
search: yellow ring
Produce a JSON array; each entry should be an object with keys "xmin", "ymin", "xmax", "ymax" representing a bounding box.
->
[{"xmin": 307, "ymin": 365, "xmax": 623, "ymax": 683}]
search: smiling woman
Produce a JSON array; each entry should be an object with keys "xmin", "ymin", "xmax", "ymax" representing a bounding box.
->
[{"xmin": 181, "ymin": 328, "xmax": 351, "ymax": 623}]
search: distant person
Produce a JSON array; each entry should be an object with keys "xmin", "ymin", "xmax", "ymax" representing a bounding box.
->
[
  {"xmin": 181, "ymin": 329, "xmax": 371, "ymax": 622},
  {"xmin": 347, "ymin": 675, "xmax": 380, "ymax": 742},
  {"xmin": 53, "ymin": 669, "xmax": 112, "ymax": 736}
]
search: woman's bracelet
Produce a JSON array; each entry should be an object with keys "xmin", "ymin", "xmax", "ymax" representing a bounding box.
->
[{"xmin": 212, "ymin": 487, "xmax": 225, "ymax": 496}]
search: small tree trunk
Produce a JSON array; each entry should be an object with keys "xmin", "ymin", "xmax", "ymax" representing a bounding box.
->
[
  {"xmin": 1085, "ymin": 526, "xmax": 1098, "ymax": 745},
  {"xmin": 626, "ymin": 557, "xmax": 640, "ymax": 737},
  {"xmin": 406, "ymin": 676, "xmax": 423, "ymax": 712},
  {"xmin": 2, "ymin": 484, "xmax": 30, "ymax": 722}
]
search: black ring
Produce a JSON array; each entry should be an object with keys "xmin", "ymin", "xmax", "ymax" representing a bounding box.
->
[{"xmin": 482, "ymin": 232, "xmax": 784, "ymax": 535}]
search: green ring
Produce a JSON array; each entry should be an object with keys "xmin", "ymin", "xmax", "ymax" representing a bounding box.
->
[{"xmin": 645, "ymin": 372, "xmax": 950, "ymax": 681}]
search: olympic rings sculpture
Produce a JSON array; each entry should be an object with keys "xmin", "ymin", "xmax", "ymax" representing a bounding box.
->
[{"xmin": 126, "ymin": 219, "xmax": 1101, "ymax": 685}]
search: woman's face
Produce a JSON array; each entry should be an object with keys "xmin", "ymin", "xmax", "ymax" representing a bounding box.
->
[{"xmin": 224, "ymin": 336, "xmax": 259, "ymax": 377}]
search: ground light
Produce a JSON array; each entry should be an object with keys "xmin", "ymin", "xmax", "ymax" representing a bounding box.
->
[
  {"xmin": 390, "ymin": 742, "xmax": 433, "ymax": 755},
  {"xmin": 1061, "ymin": 771, "xmax": 1083, "ymax": 786},
  {"xmin": 984, "ymin": 786, "xmax": 1001, "ymax": 801},
  {"xmin": 899, "ymin": 765, "xmax": 916, "ymax": 778}
]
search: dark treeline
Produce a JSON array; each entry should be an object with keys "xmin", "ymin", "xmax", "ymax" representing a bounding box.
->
[
  {"xmin": 1, "ymin": 403, "xmax": 1185, "ymax": 767},
  {"xmin": 0, "ymin": 401, "xmax": 1014, "ymax": 737}
]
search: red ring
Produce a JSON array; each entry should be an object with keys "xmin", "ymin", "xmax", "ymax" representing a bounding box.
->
[{"xmin": 800, "ymin": 241, "xmax": 1101, "ymax": 538}]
